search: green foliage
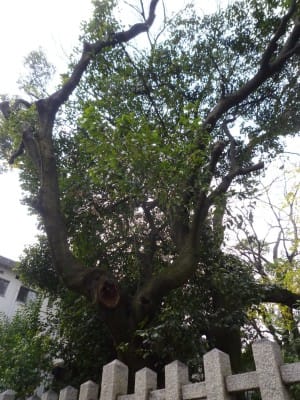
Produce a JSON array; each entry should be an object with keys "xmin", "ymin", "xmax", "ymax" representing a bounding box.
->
[
  {"xmin": 16, "ymin": 236, "xmax": 61, "ymax": 295},
  {"xmin": 45, "ymin": 292, "xmax": 115, "ymax": 390},
  {"xmin": 65, "ymin": 0, "xmax": 298, "ymax": 235},
  {"xmin": 0, "ymin": 300, "xmax": 53, "ymax": 398},
  {"xmin": 1, "ymin": 0, "xmax": 300, "ymax": 383},
  {"xmin": 81, "ymin": 0, "xmax": 118, "ymax": 41},
  {"xmin": 0, "ymin": 104, "xmax": 38, "ymax": 165},
  {"xmin": 18, "ymin": 49, "xmax": 55, "ymax": 99}
]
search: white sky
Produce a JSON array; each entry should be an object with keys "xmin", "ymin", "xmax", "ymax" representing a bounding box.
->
[
  {"xmin": 0, "ymin": 0, "xmax": 298, "ymax": 261},
  {"xmin": 0, "ymin": 0, "xmax": 93, "ymax": 260}
]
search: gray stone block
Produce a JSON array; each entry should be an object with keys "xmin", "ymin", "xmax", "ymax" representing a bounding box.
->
[
  {"xmin": 134, "ymin": 367, "xmax": 157, "ymax": 400},
  {"xmin": 59, "ymin": 386, "xmax": 78, "ymax": 400},
  {"xmin": 252, "ymin": 340, "xmax": 291, "ymax": 400},
  {"xmin": 165, "ymin": 360, "xmax": 189, "ymax": 400},
  {"xmin": 100, "ymin": 360, "xmax": 128, "ymax": 400},
  {"xmin": 41, "ymin": 391, "xmax": 58, "ymax": 400},
  {"xmin": 79, "ymin": 381, "xmax": 99, "ymax": 400},
  {"xmin": 204, "ymin": 348, "xmax": 234, "ymax": 400},
  {"xmin": 0, "ymin": 390, "xmax": 16, "ymax": 400}
]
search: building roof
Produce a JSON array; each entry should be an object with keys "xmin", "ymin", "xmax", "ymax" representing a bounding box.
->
[{"xmin": 0, "ymin": 255, "xmax": 16, "ymax": 270}]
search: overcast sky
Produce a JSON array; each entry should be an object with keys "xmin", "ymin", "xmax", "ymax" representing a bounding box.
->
[{"xmin": 0, "ymin": 0, "xmax": 93, "ymax": 260}]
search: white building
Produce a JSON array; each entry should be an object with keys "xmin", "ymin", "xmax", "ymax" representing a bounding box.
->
[{"xmin": 0, "ymin": 255, "xmax": 36, "ymax": 318}]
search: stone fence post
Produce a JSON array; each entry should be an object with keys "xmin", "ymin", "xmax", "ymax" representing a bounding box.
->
[
  {"xmin": 2, "ymin": 339, "xmax": 300, "ymax": 400},
  {"xmin": 134, "ymin": 367, "xmax": 157, "ymax": 400},
  {"xmin": 59, "ymin": 386, "xmax": 78, "ymax": 400},
  {"xmin": 79, "ymin": 381, "xmax": 99, "ymax": 400},
  {"xmin": 41, "ymin": 390, "xmax": 58, "ymax": 400},
  {"xmin": 252, "ymin": 340, "xmax": 291, "ymax": 400},
  {"xmin": 0, "ymin": 390, "xmax": 15, "ymax": 400},
  {"xmin": 204, "ymin": 348, "xmax": 234, "ymax": 400},
  {"xmin": 100, "ymin": 360, "xmax": 128, "ymax": 400},
  {"xmin": 165, "ymin": 360, "xmax": 189, "ymax": 400}
]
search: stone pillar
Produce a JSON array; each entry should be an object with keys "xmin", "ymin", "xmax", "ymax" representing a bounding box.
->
[
  {"xmin": 252, "ymin": 340, "xmax": 291, "ymax": 400},
  {"xmin": 59, "ymin": 386, "xmax": 78, "ymax": 400},
  {"xmin": 79, "ymin": 381, "xmax": 99, "ymax": 400},
  {"xmin": 203, "ymin": 348, "xmax": 234, "ymax": 400},
  {"xmin": 41, "ymin": 390, "xmax": 58, "ymax": 400},
  {"xmin": 165, "ymin": 360, "xmax": 189, "ymax": 400},
  {"xmin": 134, "ymin": 367, "xmax": 157, "ymax": 400},
  {"xmin": 0, "ymin": 390, "xmax": 16, "ymax": 400},
  {"xmin": 27, "ymin": 396, "xmax": 40, "ymax": 400},
  {"xmin": 99, "ymin": 360, "xmax": 128, "ymax": 400}
]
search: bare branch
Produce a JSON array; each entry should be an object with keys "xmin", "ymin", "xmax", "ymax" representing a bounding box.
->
[
  {"xmin": 223, "ymin": 123, "xmax": 238, "ymax": 169},
  {"xmin": 273, "ymin": 230, "xmax": 282, "ymax": 262},
  {"xmin": 208, "ymin": 140, "xmax": 226, "ymax": 174},
  {"xmin": 238, "ymin": 162, "xmax": 265, "ymax": 176},
  {"xmin": 8, "ymin": 141, "xmax": 25, "ymax": 164},
  {"xmin": 265, "ymin": 186, "xmax": 292, "ymax": 262},
  {"xmin": 0, "ymin": 99, "xmax": 31, "ymax": 120},
  {"xmin": 287, "ymin": 186, "xmax": 299, "ymax": 261},
  {"xmin": 209, "ymin": 161, "xmax": 264, "ymax": 202}
]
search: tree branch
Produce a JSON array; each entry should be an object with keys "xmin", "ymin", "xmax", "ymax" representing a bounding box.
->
[
  {"xmin": 8, "ymin": 141, "xmax": 25, "ymax": 164},
  {"xmin": 208, "ymin": 140, "xmax": 227, "ymax": 175},
  {"xmin": 133, "ymin": 238, "xmax": 198, "ymax": 320},
  {"xmin": 223, "ymin": 123, "xmax": 238, "ymax": 169},
  {"xmin": 208, "ymin": 161, "xmax": 265, "ymax": 203},
  {"xmin": 0, "ymin": 99, "xmax": 31, "ymax": 120},
  {"xmin": 15, "ymin": 0, "xmax": 160, "ymax": 311},
  {"xmin": 261, "ymin": 0, "xmax": 298, "ymax": 67},
  {"xmin": 261, "ymin": 284, "xmax": 300, "ymax": 308},
  {"xmin": 203, "ymin": 4, "xmax": 300, "ymax": 131},
  {"xmin": 119, "ymin": 4, "xmax": 298, "ymax": 322},
  {"xmin": 47, "ymin": 0, "xmax": 160, "ymax": 114}
]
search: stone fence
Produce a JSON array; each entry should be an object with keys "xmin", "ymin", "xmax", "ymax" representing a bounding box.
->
[{"xmin": 1, "ymin": 340, "xmax": 300, "ymax": 400}]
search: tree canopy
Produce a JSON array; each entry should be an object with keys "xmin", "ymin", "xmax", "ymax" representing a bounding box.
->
[{"xmin": 0, "ymin": 0, "xmax": 300, "ymax": 389}]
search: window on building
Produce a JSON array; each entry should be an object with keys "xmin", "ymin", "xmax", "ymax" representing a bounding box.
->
[
  {"xmin": 0, "ymin": 278, "xmax": 9, "ymax": 297},
  {"xmin": 16, "ymin": 286, "xmax": 36, "ymax": 303}
]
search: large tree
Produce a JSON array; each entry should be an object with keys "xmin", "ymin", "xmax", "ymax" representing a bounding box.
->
[{"xmin": 0, "ymin": 0, "xmax": 300, "ymax": 377}]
